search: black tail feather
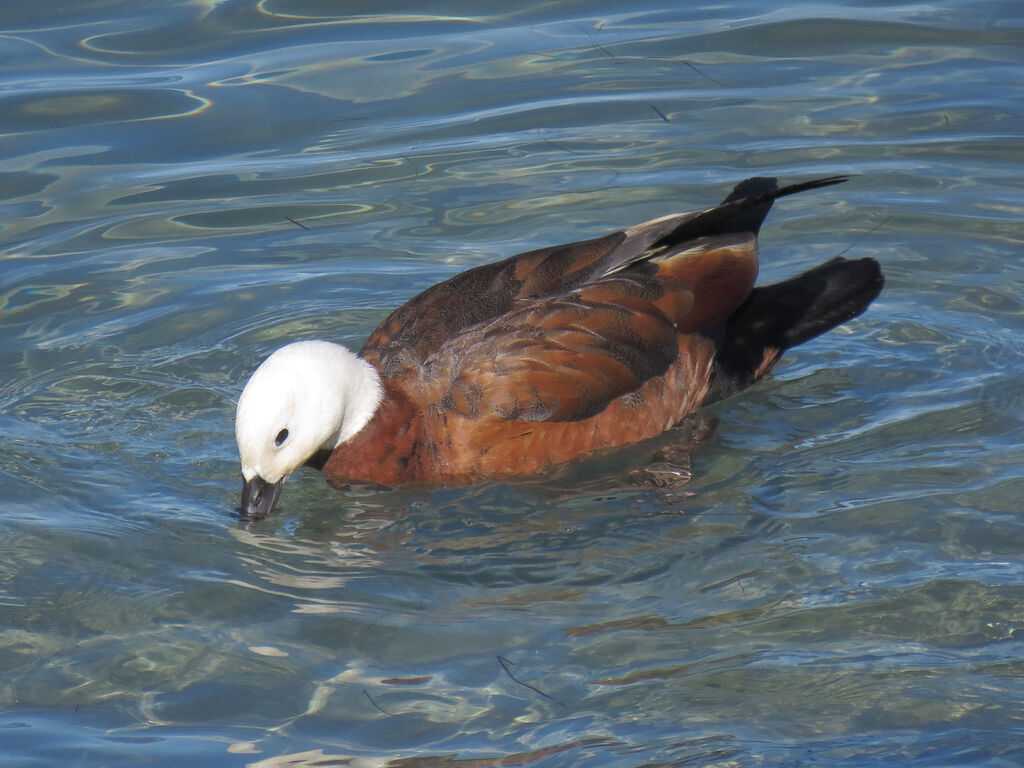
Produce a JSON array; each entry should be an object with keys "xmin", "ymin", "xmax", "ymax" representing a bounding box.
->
[
  {"xmin": 652, "ymin": 175, "xmax": 851, "ymax": 251},
  {"xmin": 704, "ymin": 255, "xmax": 884, "ymax": 405},
  {"xmin": 714, "ymin": 176, "xmax": 779, "ymax": 236}
]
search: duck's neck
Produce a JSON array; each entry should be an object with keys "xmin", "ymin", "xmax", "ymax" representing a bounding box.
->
[
  {"xmin": 329, "ymin": 348, "xmax": 385, "ymax": 448},
  {"xmin": 321, "ymin": 382, "xmax": 428, "ymax": 484}
]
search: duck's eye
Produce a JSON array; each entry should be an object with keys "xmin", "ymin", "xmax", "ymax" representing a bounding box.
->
[{"xmin": 274, "ymin": 428, "xmax": 289, "ymax": 447}]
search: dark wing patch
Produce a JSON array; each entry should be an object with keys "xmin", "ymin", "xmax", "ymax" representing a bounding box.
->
[
  {"xmin": 425, "ymin": 274, "xmax": 688, "ymax": 423},
  {"xmin": 360, "ymin": 232, "xmax": 627, "ymax": 379},
  {"xmin": 362, "ymin": 175, "xmax": 848, "ymax": 381}
]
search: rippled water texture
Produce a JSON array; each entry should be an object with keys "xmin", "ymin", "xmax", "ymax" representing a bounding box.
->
[{"xmin": 2, "ymin": 1, "xmax": 1023, "ymax": 765}]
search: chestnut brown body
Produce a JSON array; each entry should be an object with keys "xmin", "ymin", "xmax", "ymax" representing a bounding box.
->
[{"xmin": 317, "ymin": 176, "xmax": 883, "ymax": 485}]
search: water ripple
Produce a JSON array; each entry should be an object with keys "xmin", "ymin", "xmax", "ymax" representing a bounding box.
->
[{"xmin": 2, "ymin": 1, "xmax": 1023, "ymax": 766}]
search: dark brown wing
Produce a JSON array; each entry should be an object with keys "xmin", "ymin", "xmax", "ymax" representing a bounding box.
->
[
  {"xmin": 360, "ymin": 230, "xmax": 628, "ymax": 379},
  {"xmin": 419, "ymin": 229, "xmax": 765, "ymax": 423},
  {"xmin": 361, "ymin": 175, "xmax": 849, "ymax": 380},
  {"xmin": 421, "ymin": 274, "xmax": 687, "ymax": 422}
]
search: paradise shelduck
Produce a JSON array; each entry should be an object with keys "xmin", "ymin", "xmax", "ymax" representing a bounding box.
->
[{"xmin": 235, "ymin": 175, "xmax": 883, "ymax": 518}]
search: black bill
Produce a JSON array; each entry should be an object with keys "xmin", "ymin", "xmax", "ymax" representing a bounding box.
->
[{"xmin": 239, "ymin": 475, "xmax": 285, "ymax": 519}]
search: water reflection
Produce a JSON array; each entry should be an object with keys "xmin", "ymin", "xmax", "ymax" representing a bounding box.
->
[{"xmin": 2, "ymin": 0, "xmax": 1024, "ymax": 765}]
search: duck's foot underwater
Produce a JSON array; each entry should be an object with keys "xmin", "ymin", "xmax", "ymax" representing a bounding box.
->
[{"xmin": 629, "ymin": 415, "xmax": 719, "ymax": 493}]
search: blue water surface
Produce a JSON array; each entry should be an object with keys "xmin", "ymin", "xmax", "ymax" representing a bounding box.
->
[{"xmin": 2, "ymin": 1, "xmax": 1023, "ymax": 766}]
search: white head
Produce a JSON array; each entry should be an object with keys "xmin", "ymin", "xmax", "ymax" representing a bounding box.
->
[{"xmin": 235, "ymin": 340, "xmax": 383, "ymax": 517}]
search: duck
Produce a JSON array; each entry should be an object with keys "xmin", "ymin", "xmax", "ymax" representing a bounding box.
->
[{"xmin": 235, "ymin": 175, "xmax": 883, "ymax": 518}]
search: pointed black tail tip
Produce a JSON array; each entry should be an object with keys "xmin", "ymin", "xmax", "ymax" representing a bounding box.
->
[
  {"xmin": 766, "ymin": 174, "xmax": 853, "ymax": 200},
  {"xmin": 722, "ymin": 174, "xmax": 854, "ymax": 205}
]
